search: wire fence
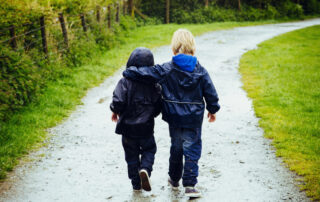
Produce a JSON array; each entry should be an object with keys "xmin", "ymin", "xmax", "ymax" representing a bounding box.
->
[{"xmin": 0, "ymin": 0, "xmax": 127, "ymax": 64}]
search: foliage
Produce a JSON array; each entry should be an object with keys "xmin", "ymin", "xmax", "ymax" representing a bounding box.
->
[
  {"xmin": 240, "ymin": 25, "xmax": 320, "ymax": 200},
  {"xmin": 0, "ymin": 1, "xmax": 137, "ymax": 123},
  {"xmin": 0, "ymin": 48, "xmax": 43, "ymax": 121},
  {"xmin": 139, "ymin": 0, "xmax": 320, "ymax": 23},
  {"xmin": 171, "ymin": 5, "xmax": 288, "ymax": 24}
]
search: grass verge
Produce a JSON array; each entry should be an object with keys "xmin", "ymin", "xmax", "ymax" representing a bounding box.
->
[
  {"xmin": 239, "ymin": 25, "xmax": 320, "ymax": 200},
  {"xmin": 0, "ymin": 20, "xmax": 288, "ymax": 181}
]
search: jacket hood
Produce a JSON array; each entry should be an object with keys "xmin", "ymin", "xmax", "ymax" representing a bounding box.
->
[
  {"xmin": 172, "ymin": 54, "xmax": 197, "ymax": 73},
  {"xmin": 126, "ymin": 47, "xmax": 154, "ymax": 68},
  {"xmin": 171, "ymin": 62, "xmax": 203, "ymax": 89}
]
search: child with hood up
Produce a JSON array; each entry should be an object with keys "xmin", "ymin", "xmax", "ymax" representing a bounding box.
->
[{"xmin": 110, "ymin": 47, "xmax": 161, "ymax": 192}]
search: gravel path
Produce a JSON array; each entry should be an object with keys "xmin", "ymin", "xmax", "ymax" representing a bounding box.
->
[{"xmin": 1, "ymin": 19, "xmax": 320, "ymax": 202}]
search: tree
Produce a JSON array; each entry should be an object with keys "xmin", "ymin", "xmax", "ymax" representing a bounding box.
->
[
  {"xmin": 238, "ymin": 0, "xmax": 241, "ymax": 11},
  {"xmin": 166, "ymin": 0, "xmax": 170, "ymax": 24},
  {"xmin": 128, "ymin": 0, "xmax": 134, "ymax": 17},
  {"xmin": 205, "ymin": 0, "xmax": 209, "ymax": 8}
]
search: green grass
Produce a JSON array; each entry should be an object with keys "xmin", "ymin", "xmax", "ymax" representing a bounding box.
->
[
  {"xmin": 0, "ymin": 20, "xmax": 286, "ymax": 181},
  {"xmin": 239, "ymin": 25, "xmax": 320, "ymax": 200}
]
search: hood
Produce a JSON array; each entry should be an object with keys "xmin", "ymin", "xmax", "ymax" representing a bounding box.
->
[
  {"xmin": 171, "ymin": 62, "xmax": 203, "ymax": 89},
  {"xmin": 172, "ymin": 54, "xmax": 197, "ymax": 73},
  {"xmin": 126, "ymin": 47, "xmax": 154, "ymax": 68}
]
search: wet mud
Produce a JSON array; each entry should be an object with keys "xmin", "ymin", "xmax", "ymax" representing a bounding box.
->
[{"xmin": 1, "ymin": 19, "xmax": 320, "ymax": 202}]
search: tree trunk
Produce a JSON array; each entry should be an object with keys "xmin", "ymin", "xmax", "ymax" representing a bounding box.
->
[
  {"xmin": 166, "ymin": 0, "xmax": 170, "ymax": 24},
  {"xmin": 128, "ymin": 0, "xmax": 134, "ymax": 17},
  {"xmin": 238, "ymin": 0, "xmax": 241, "ymax": 11},
  {"xmin": 205, "ymin": 0, "xmax": 209, "ymax": 8}
]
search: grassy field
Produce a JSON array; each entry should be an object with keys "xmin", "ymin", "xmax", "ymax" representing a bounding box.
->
[
  {"xmin": 239, "ymin": 25, "xmax": 320, "ymax": 200},
  {"xmin": 0, "ymin": 20, "xmax": 282, "ymax": 180}
]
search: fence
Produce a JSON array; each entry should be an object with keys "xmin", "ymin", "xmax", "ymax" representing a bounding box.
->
[{"xmin": 0, "ymin": 0, "xmax": 128, "ymax": 64}]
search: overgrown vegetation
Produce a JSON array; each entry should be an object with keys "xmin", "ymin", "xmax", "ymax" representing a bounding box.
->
[
  {"xmin": 240, "ymin": 25, "xmax": 320, "ymax": 200},
  {"xmin": 0, "ymin": 0, "xmax": 136, "ymax": 122},
  {"xmin": 140, "ymin": 0, "xmax": 320, "ymax": 23}
]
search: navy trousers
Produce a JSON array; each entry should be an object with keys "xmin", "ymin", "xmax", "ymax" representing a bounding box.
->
[
  {"xmin": 122, "ymin": 135, "xmax": 157, "ymax": 189},
  {"xmin": 168, "ymin": 127, "xmax": 202, "ymax": 187}
]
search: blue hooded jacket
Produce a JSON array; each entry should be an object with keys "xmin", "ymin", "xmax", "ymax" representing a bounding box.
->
[{"xmin": 123, "ymin": 54, "xmax": 220, "ymax": 128}]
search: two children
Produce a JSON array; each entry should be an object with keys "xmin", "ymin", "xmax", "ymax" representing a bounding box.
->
[{"xmin": 111, "ymin": 29, "xmax": 220, "ymax": 198}]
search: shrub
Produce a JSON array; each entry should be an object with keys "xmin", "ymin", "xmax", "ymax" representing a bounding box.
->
[
  {"xmin": 277, "ymin": 0, "xmax": 304, "ymax": 18},
  {"xmin": 0, "ymin": 47, "xmax": 45, "ymax": 121},
  {"xmin": 0, "ymin": 5, "xmax": 138, "ymax": 122},
  {"xmin": 265, "ymin": 4, "xmax": 281, "ymax": 19}
]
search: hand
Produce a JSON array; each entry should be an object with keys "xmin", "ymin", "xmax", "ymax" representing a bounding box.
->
[
  {"xmin": 111, "ymin": 113, "xmax": 119, "ymax": 122},
  {"xmin": 207, "ymin": 113, "xmax": 216, "ymax": 123}
]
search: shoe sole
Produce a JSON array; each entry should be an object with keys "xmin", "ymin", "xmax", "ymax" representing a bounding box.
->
[
  {"xmin": 168, "ymin": 180, "xmax": 179, "ymax": 191},
  {"xmin": 185, "ymin": 192, "xmax": 202, "ymax": 198},
  {"xmin": 133, "ymin": 189, "xmax": 142, "ymax": 193},
  {"xmin": 139, "ymin": 170, "xmax": 151, "ymax": 191},
  {"xmin": 171, "ymin": 186, "xmax": 179, "ymax": 191}
]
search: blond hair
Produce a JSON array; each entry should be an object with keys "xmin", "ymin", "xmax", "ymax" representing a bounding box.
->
[{"xmin": 171, "ymin": 29, "xmax": 196, "ymax": 55}]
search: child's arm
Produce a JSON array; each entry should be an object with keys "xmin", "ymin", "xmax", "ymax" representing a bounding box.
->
[
  {"xmin": 111, "ymin": 112, "xmax": 119, "ymax": 122},
  {"xmin": 207, "ymin": 113, "xmax": 216, "ymax": 122},
  {"xmin": 154, "ymin": 97, "xmax": 162, "ymax": 118},
  {"xmin": 202, "ymin": 70, "xmax": 220, "ymax": 121},
  {"xmin": 123, "ymin": 64, "xmax": 169, "ymax": 84},
  {"xmin": 110, "ymin": 78, "xmax": 128, "ymax": 119}
]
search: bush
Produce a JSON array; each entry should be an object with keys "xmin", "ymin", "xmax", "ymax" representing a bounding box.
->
[
  {"xmin": 265, "ymin": 5, "xmax": 281, "ymax": 20},
  {"xmin": 303, "ymin": 0, "xmax": 320, "ymax": 14},
  {"xmin": 0, "ymin": 48, "xmax": 45, "ymax": 121},
  {"xmin": 0, "ymin": 6, "xmax": 138, "ymax": 122},
  {"xmin": 277, "ymin": 1, "xmax": 304, "ymax": 18}
]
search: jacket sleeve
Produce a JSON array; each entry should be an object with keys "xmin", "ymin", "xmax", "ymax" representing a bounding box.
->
[
  {"xmin": 154, "ymin": 97, "xmax": 162, "ymax": 118},
  {"xmin": 110, "ymin": 78, "xmax": 128, "ymax": 114},
  {"xmin": 202, "ymin": 70, "xmax": 220, "ymax": 114},
  {"xmin": 123, "ymin": 64, "xmax": 168, "ymax": 84}
]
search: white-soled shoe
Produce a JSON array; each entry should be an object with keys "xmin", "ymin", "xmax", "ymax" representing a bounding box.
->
[
  {"xmin": 185, "ymin": 186, "xmax": 202, "ymax": 198},
  {"xmin": 139, "ymin": 169, "xmax": 151, "ymax": 191},
  {"xmin": 168, "ymin": 177, "xmax": 179, "ymax": 190}
]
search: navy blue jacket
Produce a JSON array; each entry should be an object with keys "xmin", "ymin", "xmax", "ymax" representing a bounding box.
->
[
  {"xmin": 110, "ymin": 48, "xmax": 161, "ymax": 138},
  {"xmin": 123, "ymin": 54, "xmax": 220, "ymax": 128}
]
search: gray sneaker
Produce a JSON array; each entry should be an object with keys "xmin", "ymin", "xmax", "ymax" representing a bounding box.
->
[
  {"xmin": 185, "ymin": 186, "xmax": 202, "ymax": 198},
  {"xmin": 139, "ymin": 169, "xmax": 151, "ymax": 191},
  {"xmin": 168, "ymin": 178, "xmax": 179, "ymax": 190}
]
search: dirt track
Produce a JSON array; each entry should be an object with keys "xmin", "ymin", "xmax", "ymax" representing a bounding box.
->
[{"xmin": 1, "ymin": 19, "xmax": 320, "ymax": 202}]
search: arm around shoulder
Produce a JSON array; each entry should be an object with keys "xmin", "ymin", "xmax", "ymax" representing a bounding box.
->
[{"xmin": 122, "ymin": 64, "xmax": 169, "ymax": 84}]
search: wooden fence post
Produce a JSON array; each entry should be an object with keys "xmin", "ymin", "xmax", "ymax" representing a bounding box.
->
[
  {"xmin": 123, "ymin": 0, "xmax": 127, "ymax": 15},
  {"xmin": 238, "ymin": 0, "xmax": 242, "ymax": 11},
  {"xmin": 108, "ymin": 5, "xmax": 111, "ymax": 29},
  {"xmin": 58, "ymin": 13, "xmax": 69, "ymax": 48},
  {"xmin": 80, "ymin": 13, "xmax": 87, "ymax": 32},
  {"xmin": 205, "ymin": 0, "xmax": 209, "ymax": 8},
  {"xmin": 96, "ymin": 6, "xmax": 101, "ymax": 22},
  {"xmin": 9, "ymin": 26, "xmax": 17, "ymax": 50},
  {"xmin": 128, "ymin": 0, "xmax": 134, "ymax": 17},
  {"xmin": 116, "ymin": 2, "xmax": 120, "ymax": 23},
  {"xmin": 39, "ymin": 16, "xmax": 48, "ymax": 57},
  {"xmin": 166, "ymin": 0, "xmax": 170, "ymax": 24}
]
